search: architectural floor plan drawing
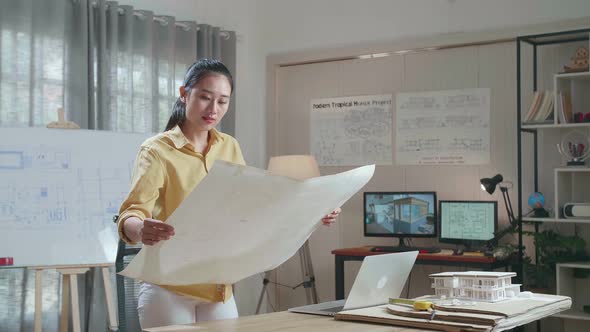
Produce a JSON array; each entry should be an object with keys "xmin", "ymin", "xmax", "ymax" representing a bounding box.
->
[
  {"xmin": 0, "ymin": 128, "xmax": 147, "ymax": 267},
  {"xmin": 121, "ymin": 162, "xmax": 375, "ymax": 285}
]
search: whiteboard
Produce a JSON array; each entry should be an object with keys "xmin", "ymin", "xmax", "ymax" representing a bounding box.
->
[
  {"xmin": 0, "ymin": 128, "xmax": 147, "ymax": 267},
  {"xmin": 310, "ymin": 94, "xmax": 392, "ymax": 166}
]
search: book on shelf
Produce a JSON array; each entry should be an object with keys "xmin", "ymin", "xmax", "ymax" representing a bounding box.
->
[
  {"xmin": 557, "ymin": 93, "xmax": 565, "ymax": 124},
  {"xmin": 558, "ymin": 91, "xmax": 573, "ymax": 124},
  {"xmin": 523, "ymin": 91, "xmax": 554, "ymax": 124},
  {"xmin": 524, "ymin": 91, "xmax": 543, "ymax": 121}
]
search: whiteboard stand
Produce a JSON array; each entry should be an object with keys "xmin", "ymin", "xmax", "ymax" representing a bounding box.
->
[
  {"xmin": 29, "ymin": 264, "xmax": 118, "ymax": 332},
  {"xmin": 57, "ymin": 267, "xmax": 89, "ymax": 332},
  {"xmin": 101, "ymin": 266, "xmax": 118, "ymax": 331},
  {"xmin": 31, "ymin": 267, "xmax": 43, "ymax": 332}
]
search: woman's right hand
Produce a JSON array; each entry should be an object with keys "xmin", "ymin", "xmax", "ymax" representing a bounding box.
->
[
  {"xmin": 140, "ymin": 218, "xmax": 175, "ymax": 246},
  {"xmin": 123, "ymin": 216, "xmax": 175, "ymax": 245}
]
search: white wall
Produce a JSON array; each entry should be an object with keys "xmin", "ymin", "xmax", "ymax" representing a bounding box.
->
[
  {"xmin": 257, "ymin": 0, "xmax": 590, "ymax": 54},
  {"xmin": 255, "ymin": 0, "xmax": 590, "ymax": 165}
]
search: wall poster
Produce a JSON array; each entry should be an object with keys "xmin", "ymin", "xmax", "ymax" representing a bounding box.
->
[
  {"xmin": 396, "ymin": 88, "xmax": 490, "ymax": 165},
  {"xmin": 311, "ymin": 94, "xmax": 392, "ymax": 166}
]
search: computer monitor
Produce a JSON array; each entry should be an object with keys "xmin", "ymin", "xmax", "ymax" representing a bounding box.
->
[
  {"xmin": 439, "ymin": 200, "xmax": 498, "ymax": 249},
  {"xmin": 364, "ymin": 192, "xmax": 437, "ymax": 246}
]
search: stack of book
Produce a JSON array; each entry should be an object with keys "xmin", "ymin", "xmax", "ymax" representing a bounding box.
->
[{"xmin": 523, "ymin": 91, "xmax": 554, "ymax": 124}]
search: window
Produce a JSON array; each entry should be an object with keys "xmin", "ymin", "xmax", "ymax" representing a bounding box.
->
[{"xmin": 1, "ymin": 29, "xmax": 64, "ymax": 126}]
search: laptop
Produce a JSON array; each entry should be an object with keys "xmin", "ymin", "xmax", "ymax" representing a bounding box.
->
[{"xmin": 288, "ymin": 251, "xmax": 418, "ymax": 316}]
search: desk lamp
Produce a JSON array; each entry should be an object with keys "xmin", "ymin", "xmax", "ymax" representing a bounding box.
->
[
  {"xmin": 255, "ymin": 155, "xmax": 320, "ymax": 314},
  {"xmin": 480, "ymin": 174, "xmax": 517, "ymax": 241}
]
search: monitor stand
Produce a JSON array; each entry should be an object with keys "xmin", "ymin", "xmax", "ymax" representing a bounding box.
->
[
  {"xmin": 370, "ymin": 237, "xmax": 440, "ymax": 253},
  {"xmin": 398, "ymin": 237, "xmax": 410, "ymax": 248},
  {"xmin": 462, "ymin": 241, "xmax": 490, "ymax": 255}
]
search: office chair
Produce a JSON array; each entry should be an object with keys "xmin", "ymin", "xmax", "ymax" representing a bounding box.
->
[{"xmin": 113, "ymin": 216, "xmax": 143, "ymax": 332}]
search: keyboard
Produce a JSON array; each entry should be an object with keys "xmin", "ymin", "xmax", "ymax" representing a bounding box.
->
[{"xmin": 370, "ymin": 246, "xmax": 441, "ymax": 254}]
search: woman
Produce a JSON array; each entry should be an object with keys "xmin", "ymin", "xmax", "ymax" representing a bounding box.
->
[{"xmin": 118, "ymin": 59, "xmax": 340, "ymax": 328}]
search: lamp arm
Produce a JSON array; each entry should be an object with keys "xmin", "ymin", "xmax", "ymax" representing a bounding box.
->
[
  {"xmin": 500, "ymin": 187, "xmax": 517, "ymax": 227},
  {"xmin": 494, "ymin": 224, "xmax": 515, "ymax": 241},
  {"xmin": 493, "ymin": 186, "xmax": 517, "ymax": 242}
]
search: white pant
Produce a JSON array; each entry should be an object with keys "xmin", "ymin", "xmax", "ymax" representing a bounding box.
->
[{"xmin": 137, "ymin": 283, "xmax": 238, "ymax": 329}]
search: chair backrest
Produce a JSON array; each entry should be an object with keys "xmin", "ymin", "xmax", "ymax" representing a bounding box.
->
[{"xmin": 114, "ymin": 216, "xmax": 143, "ymax": 332}]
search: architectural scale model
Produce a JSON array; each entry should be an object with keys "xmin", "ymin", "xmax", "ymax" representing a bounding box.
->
[{"xmin": 430, "ymin": 271, "xmax": 521, "ymax": 302}]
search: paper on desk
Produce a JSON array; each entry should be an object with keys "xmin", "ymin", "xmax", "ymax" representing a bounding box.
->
[{"xmin": 120, "ymin": 161, "xmax": 374, "ymax": 285}]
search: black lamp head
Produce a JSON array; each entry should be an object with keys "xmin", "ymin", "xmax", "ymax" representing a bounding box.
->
[{"xmin": 480, "ymin": 174, "xmax": 503, "ymax": 195}]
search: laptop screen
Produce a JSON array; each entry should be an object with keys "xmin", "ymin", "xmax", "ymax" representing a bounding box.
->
[{"xmin": 344, "ymin": 251, "xmax": 418, "ymax": 310}]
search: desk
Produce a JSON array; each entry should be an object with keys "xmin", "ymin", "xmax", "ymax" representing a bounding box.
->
[
  {"xmin": 332, "ymin": 246, "xmax": 513, "ymax": 300},
  {"xmin": 144, "ymin": 311, "xmax": 434, "ymax": 331}
]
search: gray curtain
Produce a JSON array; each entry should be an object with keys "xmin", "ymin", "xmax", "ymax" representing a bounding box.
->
[
  {"xmin": 0, "ymin": 0, "xmax": 237, "ymax": 133},
  {"xmin": 0, "ymin": 0, "xmax": 236, "ymax": 331}
]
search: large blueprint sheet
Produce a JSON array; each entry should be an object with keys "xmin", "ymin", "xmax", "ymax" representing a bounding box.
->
[{"xmin": 120, "ymin": 161, "xmax": 374, "ymax": 285}]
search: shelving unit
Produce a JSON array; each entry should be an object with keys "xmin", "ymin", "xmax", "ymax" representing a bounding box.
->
[
  {"xmin": 523, "ymin": 217, "xmax": 590, "ymax": 224},
  {"xmin": 555, "ymin": 262, "xmax": 590, "ymax": 320},
  {"xmin": 521, "ymin": 123, "xmax": 590, "ymax": 130},
  {"xmin": 555, "ymin": 168, "xmax": 590, "ymax": 222},
  {"xmin": 517, "ymin": 28, "xmax": 590, "ymax": 325}
]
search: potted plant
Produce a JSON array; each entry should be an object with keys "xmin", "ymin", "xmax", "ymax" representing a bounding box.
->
[{"xmin": 522, "ymin": 229, "xmax": 588, "ymax": 293}]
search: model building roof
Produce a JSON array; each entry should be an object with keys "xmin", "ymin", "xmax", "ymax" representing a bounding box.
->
[{"xmin": 430, "ymin": 271, "xmax": 516, "ymax": 278}]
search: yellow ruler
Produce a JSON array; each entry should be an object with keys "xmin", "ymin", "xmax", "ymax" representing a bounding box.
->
[{"xmin": 389, "ymin": 298, "xmax": 436, "ymax": 320}]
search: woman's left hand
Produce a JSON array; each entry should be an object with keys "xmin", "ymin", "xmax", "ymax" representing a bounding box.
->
[{"xmin": 321, "ymin": 208, "xmax": 341, "ymax": 226}]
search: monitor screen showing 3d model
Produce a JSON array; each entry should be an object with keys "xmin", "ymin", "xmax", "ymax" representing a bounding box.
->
[
  {"xmin": 364, "ymin": 192, "xmax": 437, "ymax": 238},
  {"xmin": 439, "ymin": 200, "xmax": 497, "ymax": 246}
]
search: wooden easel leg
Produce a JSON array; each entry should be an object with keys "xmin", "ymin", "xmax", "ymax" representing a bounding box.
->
[
  {"xmin": 101, "ymin": 267, "xmax": 118, "ymax": 330},
  {"xmin": 70, "ymin": 274, "xmax": 81, "ymax": 332},
  {"xmin": 60, "ymin": 275, "xmax": 70, "ymax": 332},
  {"xmin": 56, "ymin": 268, "xmax": 88, "ymax": 332},
  {"xmin": 34, "ymin": 269, "xmax": 43, "ymax": 332}
]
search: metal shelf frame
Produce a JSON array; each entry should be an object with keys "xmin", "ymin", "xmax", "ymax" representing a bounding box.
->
[{"xmin": 516, "ymin": 28, "xmax": 590, "ymax": 283}]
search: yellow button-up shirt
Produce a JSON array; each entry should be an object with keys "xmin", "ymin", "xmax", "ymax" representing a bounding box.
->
[{"xmin": 118, "ymin": 125, "xmax": 245, "ymax": 303}]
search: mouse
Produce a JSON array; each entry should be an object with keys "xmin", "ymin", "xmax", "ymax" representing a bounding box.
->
[{"xmin": 453, "ymin": 248, "xmax": 464, "ymax": 256}]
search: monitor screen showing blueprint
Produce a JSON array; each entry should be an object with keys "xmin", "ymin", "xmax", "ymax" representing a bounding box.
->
[{"xmin": 439, "ymin": 200, "xmax": 497, "ymax": 242}]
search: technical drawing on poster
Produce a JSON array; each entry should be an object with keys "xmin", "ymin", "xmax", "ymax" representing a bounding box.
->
[
  {"xmin": 396, "ymin": 88, "xmax": 490, "ymax": 165},
  {"xmin": 311, "ymin": 94, "xmax": 392, "ymax": 166}
]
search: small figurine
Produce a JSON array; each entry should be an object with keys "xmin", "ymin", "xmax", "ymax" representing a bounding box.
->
[
  {"xmin": 557, "ymin": 130, "xmax": 590, "ymax": 166},
  {"xmin": 563, "ymin": 46, "xmax": 589, "ymax": 73}
]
